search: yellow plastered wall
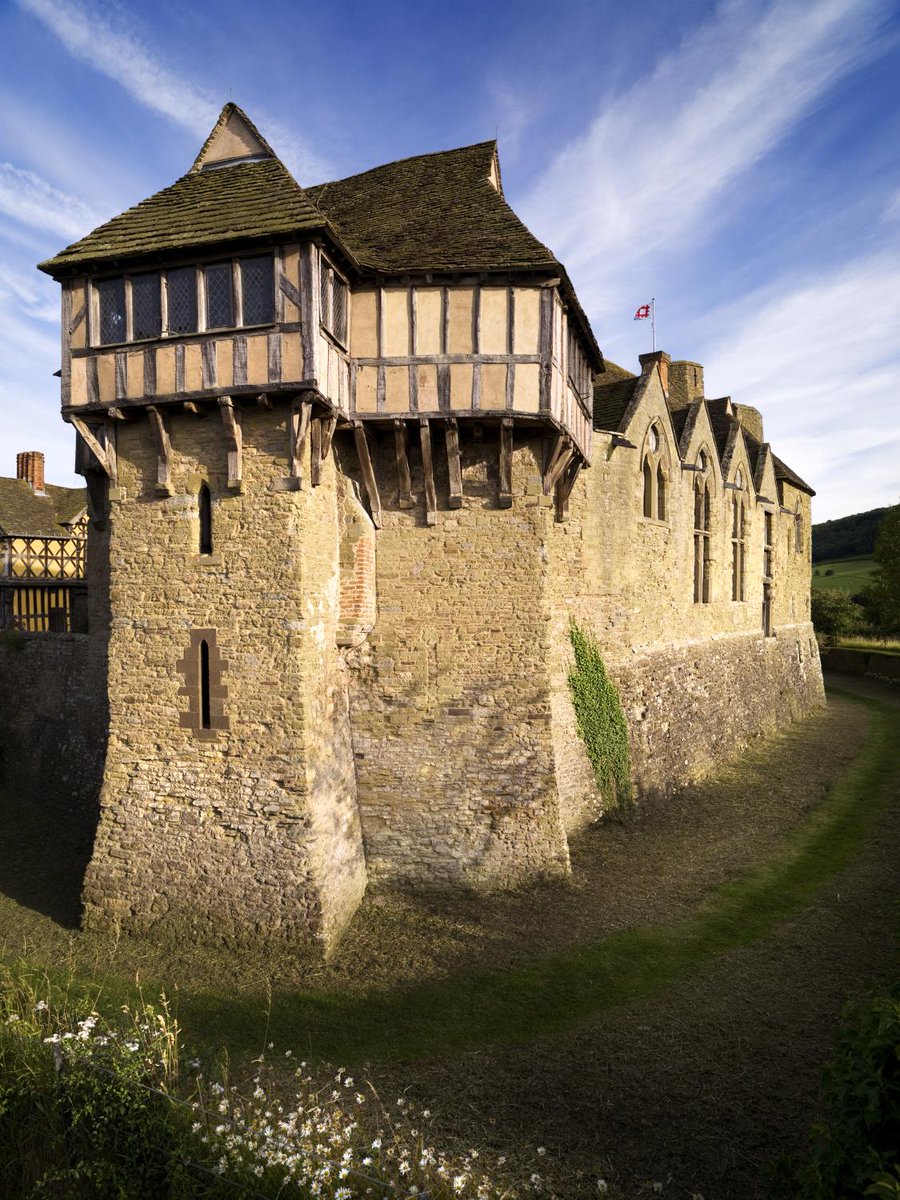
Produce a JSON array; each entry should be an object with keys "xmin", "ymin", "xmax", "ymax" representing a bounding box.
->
[{"xmin": 415, "ymin": 289, "xmax": 442, "ymax": 355}]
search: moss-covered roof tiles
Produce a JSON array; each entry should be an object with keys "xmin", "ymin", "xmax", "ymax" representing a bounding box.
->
[
  {"xmin": 0, "ymin": 478, "xmax": 86, "ymax": 537},
  {"xmin": 39, "ymin": 158, "xmax": 326, "ymax": 276},
  {"xmin": 593, "ymin": 378, "xmax": 638, "ymax": 432},
  {"xmin": 773, "ymin": 453, "xmax": 815, "ymax": 496},
  {"xmin": 308, "ymin": 142, "xmax": 555, "ymax": 274}
]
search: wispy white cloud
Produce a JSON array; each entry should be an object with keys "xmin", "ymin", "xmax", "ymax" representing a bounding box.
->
[
  {"xmin": 15, "ymin": 0, "xmax": 330, "ymax": 180},
  {"xmin": 702, "ymin": 244, "xmax": 900, "ymax": 520},
  {"xmin": 0, "ymin": 162, "xmax": 105, "ymax": 239},
  {"xmin": 520, "ymin": 0, "xmax": 889, "ymax": 319}
]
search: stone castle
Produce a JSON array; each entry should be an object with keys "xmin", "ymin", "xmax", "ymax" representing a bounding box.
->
[{"xmin": 22, "ymin": 104, "xmax": 822, "ymax": 950}]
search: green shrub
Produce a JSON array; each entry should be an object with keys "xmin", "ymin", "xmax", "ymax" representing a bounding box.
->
[
  {"xmin": 811, "ymin": 588, "xmax": 867, "ymax": 647},
  {"xmin": 567, "ymin": 621, "xmax": 632, "ymax": 808},
  {"xmin": 769, "ymin": 984, "xmax": 900, "ymax": 1198}
]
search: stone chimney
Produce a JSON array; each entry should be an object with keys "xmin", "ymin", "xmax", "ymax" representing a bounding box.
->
[
  {"xmin": 638, "ymin": 350, "xmax": 670, "ymax": 392},
  {"xmin": 17, "ymin": 451, "xmax": 46, "ymax": 495},
  {"xmin": 668, "ymin": 361, "xmax": 704, "ymax": 410}
]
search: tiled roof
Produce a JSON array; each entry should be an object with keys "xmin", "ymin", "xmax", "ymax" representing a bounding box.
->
[
  {"xmin": 0, "ymin": 478, "xmax": 86, "ymax": 536},
  {"xmin": 705, "ymin": 399, "xmax": 733, "ymax": 460},
  {"xmin": 593, "ymin": 378, "xmax": 638, "ymax": 431},
  {"xmin": 773, "ymin": 453, "xmax": 815, "ymax": 496},
  {"xmin": 308, "ymin": 142, "xmax": 554, "ymax": 274},
  {"xmin": 39, "ymin": 158, "xmax": 326, "ymax": 276}
]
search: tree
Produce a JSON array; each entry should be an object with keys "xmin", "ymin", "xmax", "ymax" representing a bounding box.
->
[
  {"xmin": 810, "ymin": 588, "xmax": 866, "ymax": 646},
  {"xmin": 862, "ymin": 504, "xmax": 900, "ymax": 634}
]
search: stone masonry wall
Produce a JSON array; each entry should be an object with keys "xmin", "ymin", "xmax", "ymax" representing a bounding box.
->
[
  {"xmin": 81, "ymin": 406, "xmax": 367, "ymax": 950},
  {"xmin": 0, "ymin": 631, "xmax": 105, "ymax": 809},
  {"xmin": 342, "ymin": 425, "xmax": 571, "ymax": 889}
]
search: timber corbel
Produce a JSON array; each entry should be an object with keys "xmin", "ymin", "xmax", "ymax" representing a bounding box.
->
[
  {"xmin": 543, "ymin": 433, "xmax": 574, "ymax": 495},
  {"xmin": 71, "ymin": 416, "xmax": 116, "ymax": 483},
  {"xmin": 310, "ymin": 417, "xmax": 322, "ymax": 487},
  {"xmin": 353, "ymin": 421, "xmax": 383, "ymax": 528},
  {"xmin": 445, "ymin": 417, "xmax": 463, "ymax": 509},
  {"xmin": 555, "ymin": 457, "xmax": 582, "ymax": 522},
  {"xmin": 499, "ymin": 417, "xmax": 514, "ymax": 508},
  {"xmin": 419, "ymin": 418, "xmax": 437, "ymax": 525},
  {"xmin": 393, "ymin": 420, "xmax": 414, "ymax": 509},
  {"xmin": 289, "ymin": 398, "xmax": 312, "ymax": 485},
  {"xmin": 218, "ymin": 397, "xmax": 243, "ymax": 491},
  {"xmin": 147, "ymin": 406, "xmax": 174, "ymax": 496}
]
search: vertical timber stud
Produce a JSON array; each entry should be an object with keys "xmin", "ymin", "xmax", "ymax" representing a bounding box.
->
[
  {"xmin": 289, "ymin": 398, "xmax": 312, "ymax": 486},
  {"xmin": 393, "ymin": 419, "xmax": 414, "ymax": 508},
  {"xmin": 321, "ymin": 414, "xmax": 338, "ymax": 459},
  {"xmin": 445, "ymin": 418, "xmax": 463, "ymax": 509},
  {"xmin": 499, "ymin": 417, "xmax": 514, "ymax": 508},
  {"xmin": 419, "ymin": 418, "xmax": 437, "ymax": 526},
  {"xmin": 310, "ymin": 416, "xmax": 322, "ymax": 488},
  {"xmin": 147, "ymin": 406, "xmax": 174, "ymax": 496},
  {"xmin": 218, "ymin": 397, "xmax": 243, "ymax": 491},
  {"xmin": 353, "ymin": 421, "xmax": 383, "ymax": 529}
]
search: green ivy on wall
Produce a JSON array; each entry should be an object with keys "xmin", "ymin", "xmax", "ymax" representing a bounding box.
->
[{"xmin": 568, "ymin": 620, "xmax": 633, "ymax": 808}]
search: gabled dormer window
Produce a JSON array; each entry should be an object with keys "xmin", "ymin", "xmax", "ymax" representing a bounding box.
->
[{"xmin": 92, "ymin": 254, "xmax": 274, "ymax": 346}]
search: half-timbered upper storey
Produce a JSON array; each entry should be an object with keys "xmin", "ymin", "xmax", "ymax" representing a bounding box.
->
[{"xmin": 40, "ymin": 104, "xmax": 601, "ymax": 465}]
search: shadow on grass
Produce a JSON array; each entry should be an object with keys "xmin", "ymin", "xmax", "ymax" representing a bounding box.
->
[
  {"xmin": 169, "ymin": 687, "xmax": 899, "ymax": 1065},
  {"xmin": 0, "ymin": 779, "xmax": 98, "ymax": 929}
]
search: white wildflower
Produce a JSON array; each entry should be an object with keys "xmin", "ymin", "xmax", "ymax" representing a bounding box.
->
[
  {"xmin": 453, "ymin": 1176, "xmax": 468, "ymax": 1193},
  {"xmin": 33, "ymin": 1000, "xmax": 48, "ymax": 1013},
  {"xmin": 537, "ymin": 1147, "xmax": 547, "ymax": 1156},
  {"xmin": 596, "ymin": 1182, "xmax": 608, "ymax": 1196}
]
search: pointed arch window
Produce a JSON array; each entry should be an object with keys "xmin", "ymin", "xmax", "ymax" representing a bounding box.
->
[
  {"xmin": 693, "ymin": 469, "xmax": 712, "ymax": 604},
  {"xmin": 641, "ymin": 423, "xmax": 668, "ymax": 522},
  {"xmin": 731, "ymin": 469, "xmax": 747, "ymax": 601}
]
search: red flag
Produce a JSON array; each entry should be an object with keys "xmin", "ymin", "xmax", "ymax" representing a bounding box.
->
[{"xmin": 634, "ymin": 304, "xmax": 651, "ymax": 320}]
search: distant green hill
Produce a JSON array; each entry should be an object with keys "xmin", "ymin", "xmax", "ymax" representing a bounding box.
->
[
  {"xmin": 812, "ymin": 505, "xmax": 896, "ymax": 563},
  {"xmin": 811, "ymin": 557, "xmax": 875, "ymax": 595}
]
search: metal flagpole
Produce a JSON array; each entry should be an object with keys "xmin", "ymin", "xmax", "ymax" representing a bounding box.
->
[{"xmin": 651, "ymin": 298, "xmax": 656, "ymax": 353}]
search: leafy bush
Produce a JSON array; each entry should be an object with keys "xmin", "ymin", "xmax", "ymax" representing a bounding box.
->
[
  {"xmin": 769, "ymin": 985, "xmax": 900, "ymax": 1199},
  {"xmin": 568, "ymin": 621, "xmax": 632, "ymax": 808},
  {"xmin": 811, "ymin": 588, "xmax": 867, "ymax": 647}
]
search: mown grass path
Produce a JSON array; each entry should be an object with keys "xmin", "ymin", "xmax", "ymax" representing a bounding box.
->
[{"xmin": 171, "ymin": 685, "xmax": 898, "ymax": 1064}]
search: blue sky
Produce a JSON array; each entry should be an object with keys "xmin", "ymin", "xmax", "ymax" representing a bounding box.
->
[{"xmin": 0, "ymin": 0, "xmax": 898, "ymax": 521}]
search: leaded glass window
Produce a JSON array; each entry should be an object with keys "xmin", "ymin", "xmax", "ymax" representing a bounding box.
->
[
  {"xmin": 240, "ymin": 256, "xmax": 274, "ymax": 326},
  {"xmin": 332, "ymin": 274, "xmax": 348, "ymax": 343},
  {"xmin": 167, "ymin": 267, "xmax": 197, "ymax": 334},
  {"xmin": 205, "ymin": 264, "xmax": 233, "ymax": 329},
  {"xmin": 97, "ymin": 278, "xmax": 126, "ymax": 345},
  {"xmin": 131, "ymin": 273, "xmax": 161, "ymax": 340}
]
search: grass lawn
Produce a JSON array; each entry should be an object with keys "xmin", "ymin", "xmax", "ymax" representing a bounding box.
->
[
  {"xmin": 811, "ymin": 554, "xmax": 875, "ymax": 594},
  {"xmin": 1, "ymin": 681, "xmax": 898, "ymax": 1197}
]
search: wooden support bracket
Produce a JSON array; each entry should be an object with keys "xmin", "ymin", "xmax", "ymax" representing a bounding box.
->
[
  {"xmin": 289, "ymin": 398, "xmax": 312, "ymax": 485},
  {"xmin": 320, "ymin": 414, "xmax": 338, "ymax": 460},
  {"xmin": 543, "ymin": 433, "xmax": 573, "ymax": 494},
  {"xmin": 71, "ymin": 416, "xmax": 116, "ymax": 483},
  {"xmin": 499, "ymin": 417, "xmax": 514, "ymax": 508},
  {"xmin": 445, "ymin": 417, "xmax": 463, "ymax": 509},
  {"xmin": 353, "ymin": 421, "xmax": 382, "ymax": 528},
  {"xmin": 393, "ymin": 420, "xmax": 414, "ymax": 508},
  {"xmin": 420, "ymin": 418, "xmax": 437, "ymax": 526},
  {"xmin": 147, "ymin": 405, "xmax": 174, "ymax": 496},
  {"xmin": 555, "ymin": 457, "xmax": 582, "ymax": 523},
  {"xmin": 310, "ymin": 417, "xmax": 322, "ymax": 488},
  {"xmin": 218, "ymin": 397, "xmax": 243, "ymax": 491}
]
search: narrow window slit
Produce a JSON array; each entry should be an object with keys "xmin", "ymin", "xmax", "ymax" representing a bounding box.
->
[
  {"xmin": 199, "ymin": 639, "xmax": 211, "ymax": 730},
  {"xmin": 199, "ymin": 483, "xmax": 212, "ymax": 554}
]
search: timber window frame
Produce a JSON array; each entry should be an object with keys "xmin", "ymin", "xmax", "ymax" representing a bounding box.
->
[
  {"xmin": 566, "ymin": 321, "xmax": 592, "ymax": 401},
  {"xmin": 319, "ymin": 254, "xmax": 349, "ymax": 347},
  {"xmin": 90, "ymin": 254, "xmax": 276, "ymax": 347}
]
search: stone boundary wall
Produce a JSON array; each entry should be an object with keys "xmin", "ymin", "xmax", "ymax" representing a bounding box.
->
[
  {"xmin": 820, "ymin": 647, "xmax": 900, "ymax": 684},
  {"xmin": 0, "ymin": 632, "xmax": 106, "ymax": 809}
]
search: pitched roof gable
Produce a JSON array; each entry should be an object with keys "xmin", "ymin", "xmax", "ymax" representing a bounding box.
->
[
  {"xmin": 772, "ymin": 453, "xmax": 815, "ymax": 497},
  {"xmin": 191, "ymin": 103, "xmax": 276, "ymax": 172}
]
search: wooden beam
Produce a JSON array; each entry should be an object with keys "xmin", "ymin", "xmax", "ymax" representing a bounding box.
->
[
  {"xmin": 289, "ymin": 399, "xmax": 312, "ymax": 484},
  {"xmin": 393, "ymin": 419, "xmax": 414, "ymax": 509},
  {"xmin": 499, "ymin": 417, "xmax": 513, "ymax": 508},
  {"xmin": 218, "ymin": 397, "xmax": 243, "ymax": 491},
  {"xmin": 544, "ymin": 437, "xmax": 575, "ymax": 496},
  {"xmin": 310, "ymin": 416, "xmax": 322, "ymax": 488},
  {"xmin": 70, "ymin": 417, "xmax": 114, "ymax": 481},
  {"xmin": 542, "ymin": 433, "xmax": 569, "ymax": 494},
  {"xmin": 555, "ymin": 458, "xmax": 582, "ymax": 523},
  {"xmin": 445, "ymin": 417, "xmax": 463, "ymax": 509},
  {"xmin": 147, "ymin": 406, "xmax": 174, "ymax": 496},
  {"xmin": 353, "ymin": 421, "xmax": 382, "ymax": 529},
  {"xmin": 320, "ymin": 414, "xmax": 338, "ymax": 460},
  {"xmin": 419, "ymin": 418, "xmax": 437, "ymax": 525}
]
